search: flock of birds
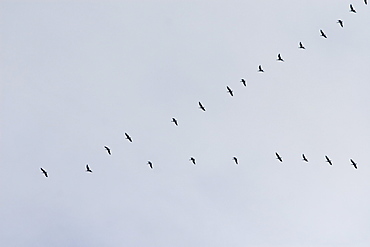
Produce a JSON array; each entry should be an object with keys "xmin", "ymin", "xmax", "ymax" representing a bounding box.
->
[{"xmin": 39, "ymin": 2, "xmax": 367, "ymax": 178}]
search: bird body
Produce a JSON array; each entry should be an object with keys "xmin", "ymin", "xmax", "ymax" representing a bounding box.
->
[
  {"xmin": 325, "ymin": 156, "xmax": 332, "ymax": 165},
  {"xmin": 350, "ymin": 4, "xmax": 356, "ymax": 13},
  {"xmin": 275, "ymin": 152, "xmax": 283, "ymax": 162},
  {"xmin": 299, "ymin": 42, "xmax": 305, "ymax": 49},
  {"xmin": 104, "ymin": 146, "xmax": 111, "ymax": 155},
  {"xmin": 337, "ymin": 20, "xmax": 343, "ymax": 27},
  {"xmin": 233, "ymin": 157, "xmax": 238, "ymax": 165},
  {"xmin": 350, "ymin": 159, "xmax": 357, "ymax": 169},
  {"xmin": 240, "ymin": 78, "xmax": 246, "ymax": 87},
  {"xmin": 190, "ymin": 157, "xmax": 196, "ymax": 165},
  {"xmin": 258, "ymin": 65, "xmax": 264, "ymax": 72},
  {"xmin": 86, "ymin": 164, "xmax": 92, "ymax": 173},
  {"xmin": 125, "ymin": 133, "xmax": 133, "ymax": 142},
  {"xmin": 320, "ymin": 30, "xmax": 327, "ymax": 38},
  {"xmin": 40, "ymin": 168, "xmax": 48, "ymax": 177},
  {"xmin": 226, "ymin": 86, "xmax": 234, "ymax": 96},
  {"xmin": 277, "ymin": 53, "xmax": 284, "ymax": 62},
  {"xmin": 302, "ymin": 154, "xmax": 308, "ymax": 162},
  {"xmin": 198, "ymin": 102, "xmax": 206, "ymax": 111},
  {"xmin": 171, "ymin": 118, "xmax": 178, "ymax": 126},
  {"xmin": 148, "ymin": 161, "xmax": 153, "ymax": 169}
]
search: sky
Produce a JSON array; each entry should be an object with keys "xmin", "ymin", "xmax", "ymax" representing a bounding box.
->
[{"xmin": 1, "ymin": 0, "xmax": 370, "ymax": 246}]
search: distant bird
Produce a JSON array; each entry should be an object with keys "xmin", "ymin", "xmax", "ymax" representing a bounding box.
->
[
  {"xmin": 299, "ymin": 42, "xmax": 305, "ymax": 49},
  {"xmin": 226, "ymin": 86, "xmax": 234, "ymax": 96},
  {"xmin": 337, "ymin": 20, "xmax": 343, "ymax": 27},
  {"xmin": 350, "ymin": 159, "xmax": 357, "ymax": 169},
  {"xmin": 365, "ymin": 0, "xmax": 368, "ymax": 5},
  {"xmin": 325, "ymin": 156, "xmax": 332, "ymax": 165},
  {"xmin": 240, "ymin": 78, "xmax": 247, "ymax": 87},
  {"xmin": 40, "ymin": 168, "xmax": 48, "ymax": 177},
  {"xmin": 198, "ymin": 102, "xmax": 206, "ymax": 111},
  {"xmin": 275, "ymin": 152, "xmax": 283, "ymax": 162},
  {"xmin": 125, "ymin": 133, "xmax": 132, "ymax": 142},
  {"xmin": 147, "ymin": 161, "xmax": 153, "ymax": 169},
  {"xmin": 350, "ymin": 4, "xmax": 356, "ymax": 13},
  {"xmin": 233, "ymin": 157, "xmax": 238, "ymax": 165},
  {"xmin": 277, "ymin": 53, "xmax": 284, "ymax": 62},
  {"xmin": 104, "ymin": 146, "xmax": 111, "ymax": 155},
  {"xmin": 171, "ymin": 118, "xmax": 178, "ymax": 126},
  {"xmin": 190, "ymin": 157, "xmax": 196, "ymax": 165},
  {"xmin": 302, "ymin": 154, "xmax": 308, "ymax": 162},
  {"xmin": 258, "ymin": 65, "xmax": 264, "ymax": 72},
  {"xmin": 320, "ymin": 29, "xmax": 327, "ymax": 38},
  {"xmin": 86, "ymin": 164, "xmax": 92, "ymax": 173}
]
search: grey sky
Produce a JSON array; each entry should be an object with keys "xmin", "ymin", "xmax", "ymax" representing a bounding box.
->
[{"xmin": 1, "ymin": 1, "xmax": 370, "ymax": 246}]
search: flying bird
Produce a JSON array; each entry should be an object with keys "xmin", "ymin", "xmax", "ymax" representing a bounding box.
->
[
  {"xmin": 190, "ymin": 157, "xmax": 196, "ymax": 165},
  {"xmin": 125, "ymin": 133, "xmax": 132, "ymax": 142},
  {"xmin": 302, "ymin": 154, "xmax": 308, "ymax": 162},
  {"xmin": 325, "ymin": 156, "xmax": 332, "ymax": 165},
  {"xmin": 320, "ymin": 29, "xmax": 327, "ymax": 38},
  {"xmin": 233, "ymin": 157, "xmax": 238, "ymax": 165},
  {"xmin": 40, "ymin": 168, "xmax": 48, "ymax": 177},
  {"xmin": 104, "ymin": 146, "xmax": 111, "ymax": 155},
  {"xmin": 226, "ymin": 86, "xmax": 234, "ymax": 96},
  {"xmin": 337, "ymin": 20, "xmax": 343, "ymax": 27},
  {"xmin": 275, "ymin": 152, "xmax": 283, "ymax": 162},
  {"xmin": 350, "ymin": 4, "xmax": 356, "ymax": 13},
  {"xmin": 240, "ymin": 78, "xmax": 246, "ymax": 87},
  {"xmin": 198, "ymin": 102, "xmax": 206, "ymax": 111},
  {"xmin": 147, "ymin": 161, "xmax": 153, "ymax": 169},
  {"xmin": 258, "ymin": 65, "xmax": 264, "ymax": 72},
  {"xmin": 299, "ymin": 42, "xmax": 305, "ymax": 49},
  {"xmin": 171, "ymin": 118, "xmax": 178, "ymax": 126},
  {"xmin": 277, "ymin": 53, "xmax": 284, "ymax": 62},
  {"xmin": 350, "ymin": 159, "xmax": 357, "ymax": 169},
  {"xmin": 86, "ymin": 164, "xmax": 92, "ymax": 173}
]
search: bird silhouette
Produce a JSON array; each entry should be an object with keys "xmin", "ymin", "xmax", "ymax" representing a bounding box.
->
[
  {"xmin": 275, "ymin": 152, "xmax": 283, "ymax": 162},
  {"xmin": 325, "ymin": 156, "xmax": 332, "ymax": 165},
  {"xmin": 258, "ymin": 65, "xmax": 264, "ymax": 72},
  {"xmin": 277, "ymin": 54, "xmax": 284, "ymax": 62},
  {"xmin": 320, "ymin": 30, "xmax": 327, "ymax": 38},
  {"xmin": 240, "ymin": 78, "xmax": 246, "ymax": 87},
  {"xmin": 299, "ymin": 42, "xmax": 305, "ymax": 49},
  {"xmin": 40, "ymin": 168, "xmax": 48, "ymax": 177},
  {"xmin": 104, "ymin": 146, "xmax": 111, "ymax": 155},
  {"xmin": 226, "ymin": 86, "xmax": 234, "ymax": 96},
  {"xmin": 198, "ymin": 102, "xmax": 206, "ymax": 111},
  {"xmin": 337, "ymin": 20, "xmax": 343, "ymax": 27},
  {"xmin": 171, "ymin": 118, "xmax": 178, "ymax": 126},
  {"xmin": 86, "ymin": 164, "xmax": 92, "ymax": 173},
  {"xmin": 148, "ymin": 161, "xmax": 153, "ymax": 169},
  {"xmin": 190, "ymin": 157, "xmax": 196, "ymax": 165},
  {"xmin": 302, "ymin": 154, "xmax": 308, "ymax": 162},
  {"xmin": 233, "ymin": 157, "xmax": 238, "ymax": 165},
  {"xmin": 125, "ymin": 133, "xmax": 132, "ymax": 142},
  {"xmin": 365, "ymin": 0, "xmax": 368, "ymax": 5},
  {"xmin": 350, "ymin": 4, "xmax": 357, "ymax": 13},
  {"xmin": 350, "ymin": 159, "xmax": 357, "ymax": 169}
]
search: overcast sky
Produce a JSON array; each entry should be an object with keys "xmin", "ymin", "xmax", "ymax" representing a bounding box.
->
[{"xmin": 1, "ymin": 0, "xmax": 370, "ymax": 246}]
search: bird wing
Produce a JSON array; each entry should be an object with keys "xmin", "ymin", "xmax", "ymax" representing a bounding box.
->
[
  {"xmin": 199, "ymin": 102, "xmax": 205, "ymax": 110},
  {"xmin": 41, "ymin": 168, "xmax": 48, "ymax": 177}
]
